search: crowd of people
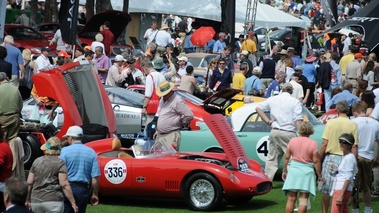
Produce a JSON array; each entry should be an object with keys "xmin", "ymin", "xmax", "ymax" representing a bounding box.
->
[{"xmin": 1, "ymin": 0, "xmax": 379, "ymax": 212}]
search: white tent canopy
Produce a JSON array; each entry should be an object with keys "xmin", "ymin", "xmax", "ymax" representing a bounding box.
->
[{"xmin": 110, "ymin": 0, "xmax": 306, "ymax": 29}]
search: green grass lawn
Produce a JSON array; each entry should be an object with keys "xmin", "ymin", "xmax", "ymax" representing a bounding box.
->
[
  {"xmin": 87, "ymin": 181, "xmax": 379, "ymax": 213},
  {"xmin": 87, "ymin": 180, "xmax": 379, "ymax": 213}
]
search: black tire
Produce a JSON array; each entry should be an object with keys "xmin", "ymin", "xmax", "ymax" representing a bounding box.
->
[
  {"xmin": 182, "ymin": 172, "xmax": 223, "ymax": 211},
  {"xmin": 226, "ymin": 196, "xmax": 253, "ymax": 205},
  {"xmin": 207, "ymin": 148, "xmax": 224, "ymax": 153},
  {"xmin": 20, "ymin": 133, "xmax": 41, "ymax": 170}
]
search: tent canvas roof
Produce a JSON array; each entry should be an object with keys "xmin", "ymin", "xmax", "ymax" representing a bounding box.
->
[{"xmin": 110, "ymin": 0, "xmax": 306, "ymax": 29}]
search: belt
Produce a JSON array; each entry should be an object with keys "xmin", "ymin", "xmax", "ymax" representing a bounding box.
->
[
  {"xmin": 69, "ymin": 182, "xmax": 89, "ymax": 188},
  {"xmin": 272, "ymin": 127, "xmax": 296, "ymax": 133},
  {"xmin": 0, "ymin": 112, "xmax": 18, "ymax": 116}
]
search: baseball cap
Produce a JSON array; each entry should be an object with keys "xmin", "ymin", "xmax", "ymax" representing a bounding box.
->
[
  {"xmin": 41, "ymin": 46, "xmax": 51, "ymax": 52},
  {"xmin": 294, "ymin": 65, "xmax": 303, "ymax": 71},
  {"xmin": 58, "ymin": 50, "xmax": 70, "ymax": 58},
  {"xmin": 354, "ymin": 53, "xmax": 365, "ymax": 59},
  {"xmin": 114, "ymin": 55, "xmax": 126, "ymax": 62},
  {"xmin": 63, "ymin": 126, "xmax": 83, "ymax": 138},
  {"xmin": 240, "ymin": 50, "xmax": 249, "ymax": 56},
  {"xmin": 338, "ymin": 133, "xmax": 354, "ymax": 145},
  {"xmin": 177, "ymin": 56, "xmax": 188, "ymax": 62}
]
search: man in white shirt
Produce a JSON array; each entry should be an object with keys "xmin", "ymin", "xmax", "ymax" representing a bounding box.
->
[
  {"xmin": 289, "ymin": 73, "xmax": 304, "ymax": 102},
  {"xmin": 35, "ymin": 46, "xmax": 52, "ymax": 72},
  {"xmin": 177, "ymin": 56, "xmax": 189, "ymax": 76},
  {"xmin": 105, "ymin": 55, "xmax": 127, "ymax": 87},
  {"xmin": 155, "ymin": 24, "xmax": 172, "ymax": 58},
  {"xmin": 351, "ymin": 101, "xmax": 379, "ymax": 213},
  {"xmin": 141, "ymin": 60, "xmax": 166, "ymax": 124},
  {"xmin": 342, "ymin": 33, "xmax": 353, "ymax": 55},
  {"xmin": 124, "ymin": 57, "xmax": 145, "ymax": 85},
  {"xmin": 143, "ymin": 22, "xmax": 158, "ymax": 46},
  {"xmin": 256, "ymin": 83, "xmax": 303, "ymax": 180}
]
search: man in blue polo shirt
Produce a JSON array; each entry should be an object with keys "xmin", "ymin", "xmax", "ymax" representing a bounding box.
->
[
  {"xmin": 60, "ymin": 126, "xmax": 100, "ymax": 213},
  {"xmin": 3, "ymin": 35, "xmax": 24, "ymax": 87}
]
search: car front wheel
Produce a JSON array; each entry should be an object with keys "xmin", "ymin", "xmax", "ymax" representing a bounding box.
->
[{"xmin": 182, "ymin": 172, "xmax": 223, "ymax": 211}]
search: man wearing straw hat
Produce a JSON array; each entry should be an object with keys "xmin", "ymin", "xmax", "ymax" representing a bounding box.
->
[{"xmin": 154, "ymin": 81, "xmax": 193, "ymax": 150}]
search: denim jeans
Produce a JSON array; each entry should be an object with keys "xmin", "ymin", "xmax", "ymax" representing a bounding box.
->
[{"xmin": 64, "ymin": 183, "xmax": 90, "ymax": 213}]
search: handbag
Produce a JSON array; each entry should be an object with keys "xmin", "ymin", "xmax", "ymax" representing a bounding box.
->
[
  {"xmin": 247, "ymin": 78, "xmax": 261, "ymax": 96},
  {"xmin": 315, "ymin": 87, "xmax": 324, "ymax": 106},
  {"xmin": 146, "ymin": 74, "xmax": 160, "ymax": 114}
]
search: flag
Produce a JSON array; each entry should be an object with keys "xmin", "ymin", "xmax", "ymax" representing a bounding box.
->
[
  {"xmin": 59, "ymin": 0, "xmax": 79, "ymax": 45},
  {"xmin": 0, "ymin": 0, "xmax": 7, "ymax": 43},
  {"xmin": 321, "ymin": 0, "xmax": 338, "ymax": 27}
]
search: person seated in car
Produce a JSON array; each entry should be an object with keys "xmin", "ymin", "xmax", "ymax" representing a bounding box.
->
[{"xmin": 29, "ymin": 85, "xmax": 59, "ymax": 124}]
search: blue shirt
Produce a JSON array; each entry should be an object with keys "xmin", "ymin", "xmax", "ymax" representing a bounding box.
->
[
  {"xmin": 292, "ymin": 56, "xmax": 301, "ymax": 68},
  {"xmin": 265, "ymin": 80, "xmax": 280, "ymax": 98},
  {"xmin": 205, "ymin": 39, "xmax": 216, "ymax": 52},
  {"xmin": 60, "ymin": 142, "xmax": 100, "ymax": 184},
  {"xmin": 330, "ymin": 60, "xmax": 342, "ymax": 89},
  {"xmin": 212, "ymin": 39, "xmax": 226, "ymax": 53},
  {"xmin": 4, "ymin": 45, "xmax": 23, "ymax": 76},
  {"xmin": 329, "ymin": 90, "xmax": 360, "ymax": 109},
  {"xmin": 302, "ymin": 63, "xmax": 317, "ymax": 83},
  {"xmin": 184, "ymin": 34, "xmax": 195, "ymax": 49},
  {"xmin": 244, "ymin": 75, "xmax": 263, "ymax": 95}
]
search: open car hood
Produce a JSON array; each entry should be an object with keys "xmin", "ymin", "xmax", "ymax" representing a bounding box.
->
[
  {"xmin": 204, "ymin": 114, "xmax": 250, "ymax": 171},
  {"xmin": 202, "ymin": 88, "xmax": 241, "ymax": 114},
  {"xmin": 78, "ymin": 10, "xmax": 132, "ymax": 40}
]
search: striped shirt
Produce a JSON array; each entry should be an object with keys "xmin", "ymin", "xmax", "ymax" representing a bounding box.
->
[{"xmin": 60, "ymin": 142, "xmax": 100, "ymax": 184}]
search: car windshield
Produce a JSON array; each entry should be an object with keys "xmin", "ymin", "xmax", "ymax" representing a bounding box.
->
[
  {"xmin": 187, "ymin": 57, "xmax": 202, "ymax": 67},
  {"xmin": 132, "ymin": 140, "xmax": 176, "ymax": 159},
  {"xmin": 302, "ymin": 106, "xmax": 322, "ymax": 125},
  {"xmin": 7, "ymin": 27, "xmax": 46, "ymax": 40},
  {"xmin": 106, "ymin": 87, "xmax": 144, "ymax": 107},
  {"xmin": 62, "ymin": 64, "xmax": 109, "ymax": 127},
  {"xmin": 269, "ymin": 29, "xmax": 289, "ymax": 39},
  {"xmin": 175, "ymin": 90, "xmax": 203, "ymax": 106}
]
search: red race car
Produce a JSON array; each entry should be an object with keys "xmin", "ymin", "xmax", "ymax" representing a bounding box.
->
[
  {"xmin": 127, "ymin": 85, "xmax": 241, "ymax": 130},
  {"xmin": 86, "ymin": 114, "xmax": 272, "ymax": 211}
]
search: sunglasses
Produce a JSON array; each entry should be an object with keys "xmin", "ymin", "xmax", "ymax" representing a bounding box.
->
[{"xmin": 219, "ymin": 63, "xmax": 226, "ymax": 65}]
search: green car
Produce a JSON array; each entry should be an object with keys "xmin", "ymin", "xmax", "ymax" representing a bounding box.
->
[{"xmin": 180, "ymin": 102, "xmax": 324, "ymax": 171}]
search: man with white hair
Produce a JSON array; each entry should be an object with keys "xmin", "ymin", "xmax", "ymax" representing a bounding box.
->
[
  {"xmin": 3, "ymin": 35, "xmax": 24, "ymax": 87},
  {"xmin": 212, "ymin": 32, "xmax": 226, "ymax": 54},
  {"xmin": 155, "ymin": 24, "xmax": 172, "ymax": 58},
  {"xmin": 244, "ymin": 66, "xmax": 264, "ymax": 96}
]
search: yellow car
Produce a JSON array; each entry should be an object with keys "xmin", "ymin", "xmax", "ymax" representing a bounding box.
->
[{"xmin": 225, "ymin": 94, "xmax": 266, "ymax": 115}]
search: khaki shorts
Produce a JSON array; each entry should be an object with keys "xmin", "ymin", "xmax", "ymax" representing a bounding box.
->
[{"xmin": 356, "ymin": 156, "xmax": 374, "ymax": 191}]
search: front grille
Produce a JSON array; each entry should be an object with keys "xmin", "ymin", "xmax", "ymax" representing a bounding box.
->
[{"xmin": 256, "ymin": 181, "xmax": 272, "ymax": 193}]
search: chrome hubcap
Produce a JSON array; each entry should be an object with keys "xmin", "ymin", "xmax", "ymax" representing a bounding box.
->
[{"xmin": 190, "ymin": 179, "xmax": 215, "ymax": 207}]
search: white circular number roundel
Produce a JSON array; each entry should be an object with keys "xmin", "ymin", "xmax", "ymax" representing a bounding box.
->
[
  {"xmin": 255, "ymin": 136, "xmax": 270, "ymax": 162},
  {"xmin": 104, "ymin": 159, "xmax": 127, "ymax": 184}
]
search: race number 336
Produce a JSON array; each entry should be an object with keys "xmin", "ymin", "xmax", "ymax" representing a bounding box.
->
[{"xmin": 104, "ymin": 159, "xmax": 127, "ymax": 184}]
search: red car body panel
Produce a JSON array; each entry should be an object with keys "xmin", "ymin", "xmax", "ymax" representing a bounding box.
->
[
  {"xmin": 4, "ymin": 24, "xmax": 56, "ymax": 54},
  {"xmin": 85, "ymin": 114, "xmax": 272, "ymax": 206},
  {"xmin": 32, "ymin": 61, "xmax": 117, "ymax": 138},
  {"xmin": 318, "ymin": 108, "xmax": 338, "ymax": 124}
]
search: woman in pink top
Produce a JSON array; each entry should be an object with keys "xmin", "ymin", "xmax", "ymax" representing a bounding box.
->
[{"xmin": 282, "ymin": 122, "xmax": 323, "ymax": 213}]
